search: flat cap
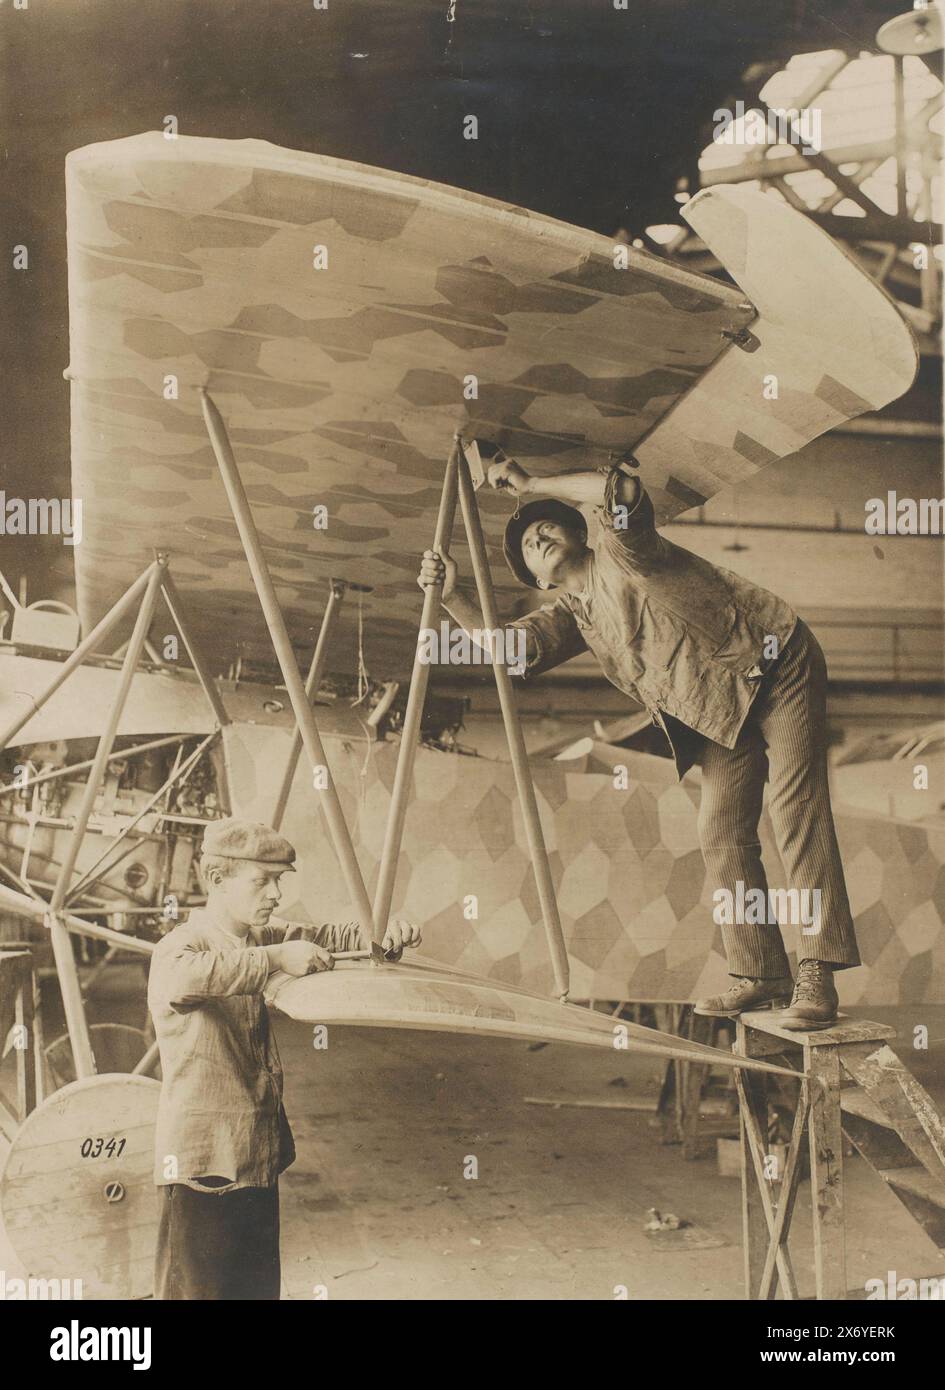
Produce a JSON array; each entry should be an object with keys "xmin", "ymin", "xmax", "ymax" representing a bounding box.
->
[{"xmin": 201, "ymin": 817, "xmax": 297, "ymax": 870}]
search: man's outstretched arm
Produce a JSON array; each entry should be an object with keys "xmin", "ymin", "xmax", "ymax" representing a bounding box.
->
[
  {"xmin": 151, "ymin": 932, "xmax": 273, "ymax": 1008},
  {"xmin": 279, "ymin": 918, "xmax": 422, "ymax": 960},
  {"xmin": 487, "ymin": 453, "xmax": 661, "ymax": 574},
  {"xmin": 417, "ymin": 551, "xmax": 587, "ymax": 678},
  {"xmin": 486, "ymin": 453, "xmax": 642, "ymax": 511},
  {"xmin": 150, "ymin": 930, "xmax": 331, "ymax": 1010}
]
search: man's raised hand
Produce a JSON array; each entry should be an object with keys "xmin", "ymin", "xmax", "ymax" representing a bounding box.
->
[
  {"xmin": 417, "ymin": 548, "xmax": 458, "ymax": 602},
  {"xmin": 487, "ymin": 457, "xmax": 531, "ymax": 496},
  {"xmin": 382, "ymin": 918, "xmax": 423, "ymax": 961}
]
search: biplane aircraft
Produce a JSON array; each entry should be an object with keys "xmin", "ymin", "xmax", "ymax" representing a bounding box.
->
[{"xmin": 0, "ymin": 131, "xmax": 922, "ymax": 1296}]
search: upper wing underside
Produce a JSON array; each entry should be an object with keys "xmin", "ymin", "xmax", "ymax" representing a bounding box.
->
[{"xmin": 65, "ymin": 133, "xmax": 752, "ymax": 674}]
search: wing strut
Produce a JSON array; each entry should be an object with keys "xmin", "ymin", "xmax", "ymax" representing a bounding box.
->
[
  {"xmin": 198, "ymin": 402, "xmax": 571, "ymax": 997},
  {"xmin": 271, "ymin": 578, "xmax": 348, "ymax": 831},
  {"xmin": 455, "ymin": 445, "xmax": 571, "ymax": 1000},
  {"xmin": 371, "ymin": 437, "xmax": 461, "ymax": 948},
  {"xmin": 200, "ymin": 389, "xmax": 383, "ymax": 952},
  {"xmin": 369, "ymin": 433, "xmax": 571, "ymax": 999}
]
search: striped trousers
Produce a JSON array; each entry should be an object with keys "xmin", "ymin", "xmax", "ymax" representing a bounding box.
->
[{"xmin": 697, "ymin": 619, "xmax": 860, "ymax": 978}]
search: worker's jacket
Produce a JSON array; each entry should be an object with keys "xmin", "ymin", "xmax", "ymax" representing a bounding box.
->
[
  {"xmin": 510, "ymin": 466, "xmax": 798, "ymax": 777},
  {"xmin": 147, "ymin": 910, "xmax": 361, "ymax": 1191}
]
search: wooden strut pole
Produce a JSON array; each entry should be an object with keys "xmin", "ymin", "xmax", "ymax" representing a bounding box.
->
[
  {"xmin": 199, "ymin": 389, "xmax": 379, "ymax": 943},
  {"xmin": 132, "ymin": 1039, "xmax": 161, "ymax": 1077},
  {"xmin": 160, "ymin": 572, "xmax": 231, "ymax": 727},
  {"xmin": 893, "ymin": 54, "xmax": 907, "ymax": 220},
  {"xmin": 455, "ymin": 447, "xmax": 571, "ymax": 1000},
  {"xmin": 271, "ymin": 579, "xmax": 347, "ymax": 832},
  {"xmin": 47, "ymin": 558, "xmax": 166, "ymax": 1080},
  {"xmin": 372, "ymin": 439, "xmax": 461, "ymax": 940},
  {"xmin": 0, "ymin": 562, "xmax": 155, "ymax": 750}
]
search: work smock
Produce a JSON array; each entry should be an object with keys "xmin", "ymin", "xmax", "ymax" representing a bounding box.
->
[
  {"xmin": 148, "ymin": 909, "xmax": 362, "ymax": 1191},
  {"xmin": 510, "ymin": 465, "xmax": 798, "ymax": 778}
]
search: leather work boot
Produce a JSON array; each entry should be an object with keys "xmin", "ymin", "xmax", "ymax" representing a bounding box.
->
[
  {"xmin": 777, "ymin": 959, "xmax": 839, "ymax": 1031},
  {"xmin": 693, "ymin": 976, "xmax": 793, "ymax": 1018}
]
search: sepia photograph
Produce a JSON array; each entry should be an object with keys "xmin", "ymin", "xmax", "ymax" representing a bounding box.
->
[{"xmin": 0, "ymin": 0, "xmax": 943, "ymax": 1354}]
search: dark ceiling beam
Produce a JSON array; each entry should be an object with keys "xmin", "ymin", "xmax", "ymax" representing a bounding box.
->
[
  {"xmin": 785, "ymin": 128, "xmax": 887, "ymax": 218},
  {"xmin": 819, "ymin": 159, "xmax": 885, "ymax": 214},
  {"xmin": 700, "ymin": 140, "xmax": 899, "ymax": 183},
  {"xmin": 803, "ymin": 210, "xmax": 942, "ymax": 247}
]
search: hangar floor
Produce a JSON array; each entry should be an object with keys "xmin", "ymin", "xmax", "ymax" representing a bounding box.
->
[
  {"xmin": 273, "ymin": 1010, "xmax": 945, "ymax": 1301},
  {"xmin": 2, "ymin": 969, "xmax": 944, "ymax": 1301}
]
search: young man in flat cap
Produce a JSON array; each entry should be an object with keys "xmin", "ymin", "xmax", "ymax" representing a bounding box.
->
[
  {"xmin": 418, "ymin": 448, "xmax": 859, "ymax": 1030},
  {"xmin": 148, "ymin": 816, "xmax": 420, "ymax": 1300}
]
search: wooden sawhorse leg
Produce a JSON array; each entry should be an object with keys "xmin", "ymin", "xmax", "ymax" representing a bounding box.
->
[
  {"xmin": 740, "ymin": 1045, "xmax": 844, "ymax": 1300},
  {"xmin": 735, "ymin": 1020, "xmax": 801, "ymax": 1299},
  {"xmin": 805, "ymin": 1041, "xmax": 846, "ymax": 1299},
  {"xmin": 736, "ymin": 1013, "xmax": 899, "ymax": 1299}
]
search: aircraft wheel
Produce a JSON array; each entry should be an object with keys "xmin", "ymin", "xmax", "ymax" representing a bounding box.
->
[{"xmin": 0, "ymin": 1073, "xmax": 160, "ymax": 1299}]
